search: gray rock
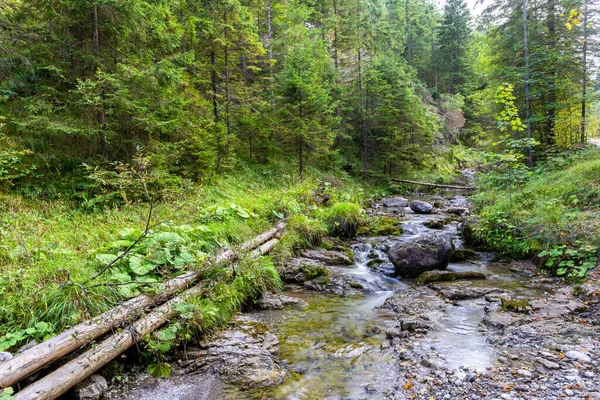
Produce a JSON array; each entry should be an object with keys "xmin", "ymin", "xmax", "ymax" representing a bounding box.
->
[
  {"xmin": 564, "ymin": 350, "xmax": 591, "ymax": 363},
  {"xmin": 257, "ymin": 293, "xmax": 308, "ymax": 310},
  {"xmin": 388, "ymin": 232, "xmax": 454, "ymax": 278},
  {"xmin": 0, "ymin": 352, "xmax": 13, "ymax": 363},
  {"xmin": 517, "ymin": 369, "xmax": 533, "ymax": 378},
  {"xmin": 409, "ymin": 200, "xmax": 434, "ymax": 214},
  {"xmin": 301, "ymin": 249, "xmax": 353, "ymax": 265},
  {"xmin": 17, "ymin": 340, "xmax": 37, "ymax": 354},
  {"xmin": 537, "ymin": 358, "xmax": 560, "ymax": 370},
  {"xmin": 74, "ymin": 374, "xmax": 108, "ymax": 400},
  {"xmin": 184, "ymin": 316, "xmax": 285, "ymax": 387},
  {"xmin": 383, "ymin": 197, "xmax": 409, "ymax": 208}
]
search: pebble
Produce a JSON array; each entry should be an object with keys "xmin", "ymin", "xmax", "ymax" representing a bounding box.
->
[
  {"xmin": 565, "ymin": 350, "xmax": 591, "ymax": 363},
  {"xmin": 517, "ymin": 369, "xmax": 533, "ymax": 378},
  {"xmin": 565, "ymin": 389, "xmax": 574, "ymax": 396},
  {"xmin": 537, "ymin": 358, "xmax": 560, "ymax": 369}
]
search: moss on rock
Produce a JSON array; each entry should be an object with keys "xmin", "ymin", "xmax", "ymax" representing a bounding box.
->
[
  {"xmin": 415, "ymin": 270, "xmax": 487, "ymax": 285},
  {"xmin": 358, "ymin": 216, "xmax": 403, "ymax": 236},
  {"xmin": 450, "ymin": 248, "xmax": 477, "ymax": 262}
]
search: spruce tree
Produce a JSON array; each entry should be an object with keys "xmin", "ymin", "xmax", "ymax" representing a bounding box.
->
[{"xmin": 436, "ymin": 0, "xmax": 472, "ymax": 94}]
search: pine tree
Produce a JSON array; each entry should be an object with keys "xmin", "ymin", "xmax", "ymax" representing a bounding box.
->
[{"xmin": 436, "ymin": 0, "xmax": 472, "ymax": 94}]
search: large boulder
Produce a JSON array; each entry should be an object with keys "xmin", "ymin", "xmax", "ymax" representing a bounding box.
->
[
  {"xmin": 409, "ymin": 200, "xmax": 433, "ymax": 214},
  {"xmin": 382, "ymin": 197, "xmax": 409, "ymax": 208},
  {"xmin": 388, "ymin": 232, "xmax": 454, "ymax": 278}
]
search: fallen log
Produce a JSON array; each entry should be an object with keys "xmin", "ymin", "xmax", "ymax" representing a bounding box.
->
[
  {"xmin": 391, "ymin": 178, "xmax": 475, "ymax": 190},
  {"xmin": 0, "ymin": 223, "xmax": 284, "ymax": 389},
  {"xmin": 13, "ymin": 238, "xmax": 280, "ymax": 400}
]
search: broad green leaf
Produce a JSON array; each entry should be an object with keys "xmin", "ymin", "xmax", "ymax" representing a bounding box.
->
[
  {"xmin": 147, "ymin": 363, "xmax": 172, "ymax": 378},
  {"xmin": 95, "ymin": 254, "xmax": 118, "ymax": 264}
]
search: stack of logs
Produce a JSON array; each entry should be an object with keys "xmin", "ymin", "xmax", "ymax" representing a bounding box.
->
[{"xmin": 0, "ymin": 223, "xmax": 285, "ymax": 400}]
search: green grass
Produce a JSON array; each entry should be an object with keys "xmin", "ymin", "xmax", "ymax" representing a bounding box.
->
[
  {"xmin": 472, "ymin": 146, "xmax": 600, "ymax": 276},
  {"xmin": 0, "ymin": 160, "xmax": 386, "ymax": 346}
]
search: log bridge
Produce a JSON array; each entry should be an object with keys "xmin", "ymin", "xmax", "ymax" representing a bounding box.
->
[{"xmin": 0, "ymin": 224, "xmax": 285, "ymax": 400}]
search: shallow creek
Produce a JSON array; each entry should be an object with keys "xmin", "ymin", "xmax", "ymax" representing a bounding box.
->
[{"xmin": 230, "ymin": 198, "xmax": 539, "ymax": 399}]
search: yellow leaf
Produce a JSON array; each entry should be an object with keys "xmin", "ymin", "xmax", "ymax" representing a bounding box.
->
[{"xmin": 404, "ymin": 380, "xmax": 414, "ymax": 390}]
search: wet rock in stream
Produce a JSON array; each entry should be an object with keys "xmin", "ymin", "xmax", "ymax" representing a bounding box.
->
[
  {"xmin": 409, "ymin": 200, "xmax": 434, "ymax": 214},
  {"xmin": 388, "ymin": 232, "xmax": 455, "ymax": 278}
]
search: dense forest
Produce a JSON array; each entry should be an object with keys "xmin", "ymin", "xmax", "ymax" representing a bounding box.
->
[
  {"xmin": 1, "ymin": 0, "xmax": 595, "ymax": 188},
  {"xmin": 1, "ymin": 0, "xmax": 600, "ymax": 399}
]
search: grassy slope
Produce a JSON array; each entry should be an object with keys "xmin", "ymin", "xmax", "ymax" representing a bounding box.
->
[
  {"xmin": 0, "ymin": 161, "xmax": 384, "ymax": 342},
  {"xmin": 472, "ymin": 146, "xmax": 600, "ymax": 275}
]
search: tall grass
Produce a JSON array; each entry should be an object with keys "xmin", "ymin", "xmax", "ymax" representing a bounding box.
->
[{"xmin": 0, "ymin": 160, "xmax": 385, "ymax": 342}]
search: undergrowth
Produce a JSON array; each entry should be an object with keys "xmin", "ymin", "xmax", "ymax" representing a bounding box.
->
[
  {"xmin": 0, "ymin": 160, "xmax": 386, "ymax": 351},
  {"xmin": 472, "ymin": 145, "xmax": 600, "ymax": 279}
]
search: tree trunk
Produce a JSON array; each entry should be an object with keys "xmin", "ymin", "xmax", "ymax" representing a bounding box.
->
[
  {"xmin": 0, "ymin": 225, "xmax": 284, "ymax": 389},
  {"xmin": 522, "ymin": 0, "xmax": 534, "ymax": 167},
  {"xmin": 545, "ymin": 0, "xmax": 557, "ymax": 146},
  {"xmin": 92, "ymin": 2, "xmax": 99, "ymax": 53},
  {"xmin": 333, "ymin": 0, "xmax": 339, "ymax": 70},
  {"xmin": 581, "ymin": 0, "xmax": 588, "ymax": 143},
  {"xmin": 298, "ymin": 107, "xmax": 303, "ymax": 180},
  {"xmin": 405, "ymin": 0, "xmax": 411, "ymax": 65},
  {"xmin": 267, "ymin": 0, "xmax": 274, "ymax": 101},
  {"xmin": 357, "ymin": 2, "xmax": 368, "ymax": 176},
  {"xmin": 224, "ymin": 12, "xmax": 231, "ymax": 142}
]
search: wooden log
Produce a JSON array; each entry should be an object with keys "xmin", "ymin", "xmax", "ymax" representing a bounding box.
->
[
  {"xmin": 0, "ymin": 223, "xmax": 284, "ymax": 389},
  {"xmin": 391, "ymin": 178, "xmax": 475, "ymax": 190},
  {"xmin": 13, "ymin": 238, "xmax": 280, "ymax": 400}
]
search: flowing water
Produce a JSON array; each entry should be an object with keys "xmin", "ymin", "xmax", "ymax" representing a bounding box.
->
[{"xmin": 244, "ymin": 197, "xmax": 535, "ymax": 399}]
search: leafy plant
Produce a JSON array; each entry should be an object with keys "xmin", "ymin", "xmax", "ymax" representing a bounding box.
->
[
  {"xmin": 94, "ymin": 226, "xmax": 205, "ymax": 297},
  {"xmin": 538, "ymin": 243, "xmax": 598, "ymax": 278},
  {"xmin": 0, "ymin": 321, "xmax": 53, "ymax": 352},
  {"xmin": 0, "ymin": 387, "xmax": 14, "ymax": 400}
]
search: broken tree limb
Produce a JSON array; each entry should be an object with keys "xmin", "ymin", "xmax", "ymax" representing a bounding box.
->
[
  {"xmin": 391, "ymin": 178, "xmax": 475, "ymax": 190},
  {"xmin": 0, "ymin": 223, "xmax": 284, "ymax": 389},
  {"xmin": 13, "ymin": 238, "xmax": 280, "ymax": 400}
]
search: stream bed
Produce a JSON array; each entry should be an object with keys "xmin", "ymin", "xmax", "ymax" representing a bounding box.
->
[{"xmin": 105, "ymin": 196, "xmax": 600, "ymax": 400}]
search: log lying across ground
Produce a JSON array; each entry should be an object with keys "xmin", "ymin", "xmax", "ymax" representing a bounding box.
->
[
  {"xmin": 0, "ymin": 223, "xmax": 284, "ymax": 389},
  {"xmin": 391, "ymin": 178, "xmax": 475, "ymax": 190},
  {"xmin": 14, "ymin": 237, "xmax": 281, "ymax": 400}
]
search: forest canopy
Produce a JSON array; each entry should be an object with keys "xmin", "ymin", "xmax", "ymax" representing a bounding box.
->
[{"xmin": 0, "ymin": 0, "xmax": 597, "ymax": 197}]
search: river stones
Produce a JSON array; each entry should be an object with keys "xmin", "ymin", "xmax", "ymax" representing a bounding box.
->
[
  {"xmin": 382, "ymin": 197, "xmax": 409, "ymax": 207},
  {"xmin": 388, "ymin": 232, "xmax": 454, "ymax": 278},
  {"xmin": 409, "ymin": 200, "xmax": 434, "ymax": 214}
]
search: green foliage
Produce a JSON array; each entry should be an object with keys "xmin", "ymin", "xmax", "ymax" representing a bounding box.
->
[
  {"xmin": 435, "ymin": 0, "xmax": 473, "ymax": 95},
  {"xmin": 321, "ymin": 202, "xmax": 364, "ymax": 238},
  {"xmin": 473, "ymin": 147, "xmax": 600, "ymax": 277},
  {"xmin": 0, "ymin": 388, "xmax": 14, "ymax": 400},
  {"xmin": 287, "ymin": 214, "xmax": 328, "ymax": 247},
  {"xmin": 495, "ymin": 83, "xmax": 525, "ymax": 133},
  {"xmin": 538, "ymin": 244, "xmax": 598, "ymax": 278},
  {"xmin": 0, "ymin": 321, "xmax": 53, "ymax": 352}
]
